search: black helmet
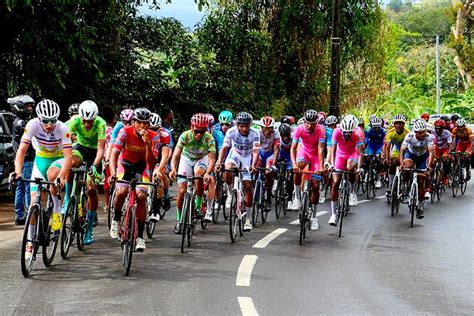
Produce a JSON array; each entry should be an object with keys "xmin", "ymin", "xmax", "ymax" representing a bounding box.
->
[
  {"xmin": 303, "ymin": 109, "xmax": 318, "ymax": 123},
  {"xmin": 279, "ymin": 123, "xmax": 291, "ymax": 136},
  {"xmin": 236, "ymin": 112, "xmax": 253, "ymax": 125},
  {"xmin": 281, "ymin": 116, "xmax": 292, "ymax": 125},
  {"xmin": 450, "ymin": 113, "xmax": 460, "ymax": 121},
  {"xmin": 8, "ymin": 95, "xmax": 34, "ymax": 116},
  {"xmin": 133, "ymin": 107, "xmax": 152, "ymax": 122},
  {"xmin": 440, "ymin": 114, "xmax": 449, "ymax": 122},
  {"xmin": 68, "ymin": 103, "xmax": 80, "ymax": 117}
]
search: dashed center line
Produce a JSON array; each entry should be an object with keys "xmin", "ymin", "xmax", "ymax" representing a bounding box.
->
[
  {"xmin": 253, "ymin": 228, "xmax": 287, "ymax": 248},
  {"xmin": 236, "ymin": 255, "xmax": 258, "ymax": 286},
  {"xmin": 238, "ymin": 297, "xmax": 259, "ymax": 316}
]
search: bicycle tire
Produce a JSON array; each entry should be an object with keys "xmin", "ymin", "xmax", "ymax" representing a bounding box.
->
[
  {"xmin": 299, "ymin": 192, "xmax": 308, "ymax": 245},
  {"xmin": 76, "ymin": 193, "xmax": 87, "ymax": 251},
  {"xmin": 212, "ymin": 199, "xmax": 220, "ymax": 224},
  {"xmin": 274, "ymin": 181, "xmax": 281, "ymax": 219},
  {"xmin": 391, "ymin": 177, "xmax": 399, "ymax": 217},
  {"xmin": 239, "ymin": 200, "xmax": 245, "ymax": 237},
  {"xmin": 337, "ymin": 189, "xmax": 345, "ymax": 238},
  {"xmin": 21, "ymin": 204, "xmax": 40, "ymax": 277},
  {"xmin": 60, "ymin": 196, "xmax": 76, "ymax": 259},
  {"xmin": 229, "ymin": 190, "xmax": 238, "ymax": 243},
  {"xmin": 222, "ymin": 186, "xmax": 229, "ymax": 220},
  {"xmin": 42, "ymin": 208, "xmax": 59, "ymax": 268},
  {"xmin": 123, "ymin": 205, "xmax": 135, "ymax": 276},
  {"xmin": 460, "ymin": 167, "xmax": 467, "ymax": 195},
  {"xmin": 282, "ymin": 178, "xmax": 288, "ymax": 216},
  {"xmin": 146, "ymin": 219, "xmax": 156, "ymax": 239},
  {"xmin": 409, "ymin": 184, "xmax": 416, "ymax": 228},
  {"xmin": 452, "ymin": 164, "xmax": 460, "ymax": 197},
  {"xmin": 181, "ymin": 193, "xmax": 190, "ymax": 253},
  {"xmin": 107, "ymin": 183, "xmax": 116, "ymax": 231},
  {"xmin": 261, "ymin": 203, "xmax": 268, "ymax": 224},
  {"xmin": 252, "ymin": 181, "xmax": 261, "ymax": 227}
]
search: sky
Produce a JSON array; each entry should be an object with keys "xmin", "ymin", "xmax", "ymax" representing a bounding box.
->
[{"xmin": 138, "ymin": 0, "xmax": 206, "ymax": 30}]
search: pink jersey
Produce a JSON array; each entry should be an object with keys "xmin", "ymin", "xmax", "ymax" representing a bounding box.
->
[
  {"xmin": 332, "ymin": 127, "xmax": 364, "ymax": 156},
  {"xmin": 292, "ymin": 124, "xmax": 326, "ymax": 152}
]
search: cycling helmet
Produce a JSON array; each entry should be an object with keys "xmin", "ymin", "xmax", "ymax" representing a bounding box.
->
[
  {"xmin": 368, "ymin": 114, "xmax": 377, "ymax": 122},
  {"xmin": 440, "ymin": 114, "xmax": 449, "ymax": 122},
  {"xmin": 345, "ymin": 114, "xmax": 359, "ymax": 126},
  {"xmin": 8, "ymin": 95, "xmax": 34, "ymax": 115},
  {"xmin": 325, "ymin": 115, "xmax": 338, "ymax": 125},
  {"xmin": 303, "ymin": 109, "xmax": 318, "ymax": 123},
  {"xmin": 370, "ymin": 117, "xmax": 383, "ymax": 128},
  {"xmin": 120, "ymin": 109, "xmax": 134, "ymax": 122},
  {"xmin": 150, "ymin": 113, "xmax": 162, "ymax": 128},
  {"xmin": 191, "ymin": 113, "xmax": 210, "ymax": 129},
  {"xmin": 279, "ymin": 123, "xmax": 291, "ymax": 136},
  {"xmin": 79, "ymin": 100, "xmax": 98, "ymax": 120},
  {"xmin": 456, "ymin": 118, "xmax": 466, "ymax": 127},
  {"xmin": 261, "ymin": 116, "xmax": 275, "ymax": 128},
  {"xmin": 358, "ymin": 117, "xmax": 365, "ymax": 125},
  {"xmin": 207, "ymin": 113, "xmax": 215, "ymax": 125},
  {"xmin": 392, "ymin": 114, "xmax": 406, "ymax": 123},
  {"xmin": 281, "ymin": 115, "xmax": 292, "ymax": 125},
  {"xmin": 36, "ymin": 99, "xmax": 60, "ymax": 120},
  {"xmin": 236, "ymin": 112, "xmax": 253, "ymax": 125},
  {"xmin": 68, "ymin": 103, "xmax": 80, "ymax": 117},
  {"xmin": 316, "ymin": 114, "xmax": 325, "ymax": 125},
  {"xmin": 133, "ymin": 107, "xmax": 152, "ymax": 122},
  {"xmin": 340, "ymin": 117, "xmax": 356, "ymax": 132},
  {"xmin": 434, "ymin": 119, "xmax": 446, "ymax": 127},
  {"xmin": 420, "ymin": 112, "xmax": 430, "ymax": 120},
  {"xmin": 219, "ymin": 110, "xmax": 233, "ymax": 124},
  {"xmin": 318, "ymin": 111, "xmax": 327, "ymax": 118},
  {"xmin": 451, "ymin": 113, "xmax": 460, "ymax": 121},
  {"xmin": 412, "ymin": 120, "xmax": 428, "ymax": 132},
  {"xmin": 297, "ymin": 117, "xmax": 305, "ymax": 125}
]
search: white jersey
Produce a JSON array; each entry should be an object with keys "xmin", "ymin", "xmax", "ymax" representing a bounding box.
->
[
  {"xmin": 259, "ymin": 129, "xmax": 280, "ymax": 152},
  {"xmin": 22, "ymin": 118, "xmax": 72, "ymax": 158},
  {"xmin": 223, "ymin": 126, "xmax": 260, "ymax": 157},
  {"xmin": 401, "ymin": 132, "xmax": 434, "ymax": 156}
]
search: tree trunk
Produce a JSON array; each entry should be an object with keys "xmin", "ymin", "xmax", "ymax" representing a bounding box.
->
[{"xmin": 451, "ymin": 0, "xmax": 473, "ymax": 88}]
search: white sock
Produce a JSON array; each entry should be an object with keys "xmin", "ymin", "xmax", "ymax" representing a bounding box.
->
[
  {"xmin": 331, "ymin": 201, "xmax": 337, "ymax": 216},
  {"xmin": 207, "ymin": 199, "xmax": 213, "ymax": 213},
  {"xmin": 312, "ymin": 204, "xmax": 318, "ymax": 217},
  {"xmin": 295, "ymin": 185, "xmax": 301, "ymax": 200},
  {"xmin": 52, "ymin": 195, "xmax": 60, "ymax": 214},
  {"xmin": 28, "ymin": 224, "xmax": 35, "ymax": 240}
]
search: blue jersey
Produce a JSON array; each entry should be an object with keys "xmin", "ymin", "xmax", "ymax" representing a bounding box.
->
[
  {"xmin": 213, "ymin": 129, "xmax": 225, "ymax": 153},
  {"xmin": 365, "ymin": 127, "xmax": 386, "ymax": 146},
  {"xmin": 110, "ymin": 121, "xmax": 124, "ymax": 143},
  {"xmin": 325, "ymin": 126, "xmax": 334, "ymax": 147}
]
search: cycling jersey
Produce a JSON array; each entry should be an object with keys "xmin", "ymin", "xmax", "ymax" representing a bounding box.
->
[
  {"xmin": 365, "ymin": 127, "xmax": 386, "ymax": 155},
  {"xmin": 260, "ymin": 129, "xmax": 280, "ymax": 153},
  {"xmin": 68, "ymin": 115, "xmax": 106, "ymax": 149},
  {"xmin": 113, "ymin": 126, "xmax": 161, "ymax": 163},
  {"xmin": 223, "ymin": 126, "xmax": 260, "ymax": 157},
  {"xmin": 213, "ymin": 129, "xmax": 225, "ymax": 153},
  {"xmin": 325, "ymin": 126, "xmax": 335, "ymax": 147},
  {"xmin": 401, "ymin": 132, "xmax": 434, "ymax": 156},
  {"xmin": 385, "ymin": 127, "xmax": 410, "ymax": 151},
  {"xmin": 331, "ymin": 128, "xmax": 363, "ymax": 156},
  {"xmin": 110, "ymin": 121, "xmax": 124, "ymax": 144},
  {"xmin": 22, "ymin": 118, "xmax": 72, "ymax": 158},
  {"xmin": 452, "ymin": 127, "xmax": 473, "ymax": 144},
  {"xmin": 176, "ymin": 130, "xmax": 216, "ymax": 161},
  {"xmin": 433, "ymin": 130, "xmax": 452, "ymax": 149},
  {"xmin": 292, "ymin": 124, "xmax": 326, "ymax": 152}
]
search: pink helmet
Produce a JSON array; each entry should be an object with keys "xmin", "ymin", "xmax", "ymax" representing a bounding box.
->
[{"xmin": 120, "ymin": 109, "xmax": 133, "ymax": 122}]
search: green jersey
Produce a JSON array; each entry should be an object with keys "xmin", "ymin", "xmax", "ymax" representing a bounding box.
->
[
  {"xmin": 177, "ymin": 130, "xmax": 216, "ymax": 161},
  {"xmin": 68, "ymin": 115, "xmax": 106, "ymax": 149}
]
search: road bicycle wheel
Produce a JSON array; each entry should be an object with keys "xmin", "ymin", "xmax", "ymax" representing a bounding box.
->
[
  {"xmin": 239, "ymin": 199, "xmax": 245, "ymax": 237},
  {"xmin": 42, "ymin": 208, "xmax": 59, "ymax": 268},
  {"xmin": 76, "ymin": 193, "xmax": 87, "ymax": 251},
  {"xmin": 460, "ymin": 167, "xmax": 467, "ymax": 195},
  {"xmin": 274, "ymin": 180, "xmax": 281, "ymax": 219},
  {"xmin": 299, "ymin": 192, "xmax": 309, "ymax": 245},
  {"xmin": 252, "ymin": 181, "xmax": 261, "ymax": 227},
  {"xmin": 21, "ymin": 205, "xmax": 40, "ymax": 277},
  {"xmin": 390, "ymin": 176, "xmax": 399, "ymax": 217},
  {"xmin": 452, "ymin": 164, "xmax": 460, "ymax": 197},
  {"xmin": 61, "ymin": 195, "xmax": 76, "ymax": 259},
  {"xmin": 409, "ymin": 185, "xmax": 417, "ymax": 228},
  {"xmin": 212, "ymin": 199, "xmax": 220, "ymax": 224},
  {"xmin": 181, "ymin": 194, "xmax": 190, "ymax": 253},
  {"xmin": 145, "ymin": 193, "xmax": 156, "ymax": 239},
  {"xmin": 229, "ymin": 190, "xmax": 238, "ymax": 243},
  {"xmin": 338, "ymin": 184, "xmax": 347, "ymax": 237},
  {"xmin": 122, "ymin": 205, "xmax": 135, "ymax": 276},
  {"xmin": 222, "ymin": 184, "xmax": 229, "ymax": 220},
  {"xmin": 366, "ymin": 171, "xmax": 373, "ymax": 200}
]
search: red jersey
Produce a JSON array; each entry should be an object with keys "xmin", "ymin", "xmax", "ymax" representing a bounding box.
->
[{"xmin": 113, "ymin": 126, "xmax": 160, "ymax": 163}]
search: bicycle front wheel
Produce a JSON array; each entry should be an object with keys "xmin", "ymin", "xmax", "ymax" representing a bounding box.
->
[
  {"xmin": 229, "ymin": 190, "xmax": 238, "ymax": 243},
  {"xmin": 42, "ymin": 210, "xmax": 59, "ymax": 267},
  {"xmin": 390, "ymin": 177, "xmax": 399, "ymax": 217},
  {"xmin": 181, "ymin": 193, "xmax": 190, "ymax": 253},
  {"xmin": 452, "ymin": 164, "xmax": 460, "ymax": 197},
  {"xmin": 60, "ymin": 196, "xmax": 76, "ymax": 259},
  {"xmin": 21, "ymin": 204, "xmax": 40, "ymax": 277},
  {"xmin": 123, "ymin": 205, "xmax": 135, "ymax": 276},
  {"xmin": 299, "ymin": 192, "xmax": 309, "ymax": 245},
  {"xmin": 409, "ymin": 185, "xmax": 417, "ymax": 228}
]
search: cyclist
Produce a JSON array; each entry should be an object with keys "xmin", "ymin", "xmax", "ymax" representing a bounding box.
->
[
  {"xmin": 12, "ymin": 99, "xmax": 72, "ymax": 258},
  {"xmin": 170, "ymin": 113, "xmax": 216, "ymax": 232},
  {"xmin": 8, "ymin": 95, "xmax": 35, "ymax": 225},
  {"xmin": 67, "ymin": 100, "xmax": 106, "ymax": 245},
  {"xmin": 105, "ymin": 109, "xmax": 134, "ymax": 166},
  {"xmin": 432, "ymin": 119, "xmax": 452, "ymax": 185},
  {"xmin": 213, "ymin": 110, "xmax": 234, "ymax": 153},
  {"xmin": 290, "ymin": 109, "xmax": 326, "ymax": 230},
  {"xmin": 383, "ymin": 114, "xmax": 410, "ymax": 197},
  {"xmin": 364, "ymin": 117, "xmax": 386, "ymax": 188},
  {"xmin": 101, "ymin": 106, "xmax": 117, "ymax": 215},
  {"xmin": 420, "ymin": 112, "xmax": 430, "ymax": 123},
  {"xmin": 149, "ymin": 112, "xmax": 173, "ymax": 220},
  {"xmin": 68, "ymin": 103, "xmax": 80, "ymax": 118},
  {"xmin": 450, "ymin": 118, "xmax": 473, "ymax": 181},
  {"xmin": 449, "ymin": 113, "xmax": 461, "ymax": 131},
  {"xmin": 400, "ymin": 120, "xmax": 434, "ymax": 219},
  {"xmin": 109, "ymin": 108, "xmax": 160, "ymax": 251},
  {"xmin": 328, "ymin": 115, "xmax": 364, "ymax": 226},
  {"xmin": 277, "ymin": 123, "xmax": 294, "ymax": 207},
  {"xmin": 257, "ymin": 116, "xmax": 280, "ymax": 210},
  {"xmin": 215, "ymin": 112, "xmax": 260, "ymax": 231}
]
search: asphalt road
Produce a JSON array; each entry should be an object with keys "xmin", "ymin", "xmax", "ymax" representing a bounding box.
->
[{"xmin": 0, "ymin": 184, "xmax": 472, "ymax": 315}]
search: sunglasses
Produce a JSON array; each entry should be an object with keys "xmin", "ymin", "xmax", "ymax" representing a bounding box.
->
[
  {"xmin": 193, "ymin": 129, "xmax": 206, "ymax": 135},
  {"xmin": 343, "ymin": 132, "xmax": 353, "ymax": 136},
  {"xmin": 41, "ymin": 118, "xmax": 57, "ymax": 125},
  {"xmin": 221, "ymin": 123, "xmax": 230, "ymax": 127}
]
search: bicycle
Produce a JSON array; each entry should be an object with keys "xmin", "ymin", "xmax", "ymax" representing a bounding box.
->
[
  {"xmin": 212, "ymin": 170, "xmax": 228, "ymax": 223},
  {"xmin": 222, "ymin": 168, "xmax": 247, "ymax": 243},
  {"xmin": 146, "ymin": 178, "xmax": 161, "ymax": 239},
  {"xmin": 252, "ymin": 167, "xmax": 272, "ymax": 227},
  {"xmin": 274, "ymin": 161, "xmax": 292, "ymax": 219},
  {"xmin": 389, "ymin": 166, "xmax": 409, "ymax": 217},
  {"xmin": 116, "ymin": 177, "xmax": 155, "ymax": 276},
  {"xmin": 430, "ymin": 157, "xmax": 447, "ymax": 203},
  {"xmin": 334, "ymin": 170, "xmax": 358, "ymax": 237},
  {"xmin": 298, "ymin": 170, "xmax": 319, "ymax": 245},
  {"xmin": 11, "ymin": 177, "xmax": 61, "ymax": 277},
  {"xmin": 363, "ymin": 154, "xmax": 378, "ymax": 199},
  {"xmin": 450, "ymin": 152, "xmax": 468, "ymax": 197},
  {"xmin": 176, "ymin": 175, "xmax": 202, "ymax": 253},
  {"xmin": 60, "ymin": 163, "xmax": 88, "ymax": 259},
  {"xmin": 403, "ymin": 168, "xmax": 426, "ymax": 228}
]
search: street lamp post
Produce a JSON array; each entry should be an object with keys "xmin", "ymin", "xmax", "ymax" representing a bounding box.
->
[{"xmin": 329, "ymin": 0, "xmax": 342, "ymax": 118}]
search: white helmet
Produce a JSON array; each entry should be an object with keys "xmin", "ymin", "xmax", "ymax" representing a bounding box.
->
[
  {"xmin": 79, "ymin": 100, "xmax": 98, "ymax": 120},
  {"xmin": 456, "ymin": 118, "xmax": 466, "ymax": 127},
  {"xmin": 371, "ymin": 117, "xmax": 383, "ymax": 128},
  {"xmin": 412, "ymin": 120, "xmax": 427, "ymax": 132},
  {"xmin": 36, "ymin": 99, "xmax": 60, "ymax": 120},
  {"xmin": 150, "ymin": 113, "xmax": 162, "ymax": 128},
  {"xmin": 325, "ymin": 115, "xmax": 338, "ymax": 125},
  {"xmin": 344, "ymin": 114, "xmax": 359, "ymax": 126},
  {"xmin": 341, "ymin": 117, "xmax": 356, "ymax": 132}
]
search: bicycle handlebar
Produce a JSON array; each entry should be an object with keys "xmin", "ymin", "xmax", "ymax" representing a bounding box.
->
[{"xmin": 176, "ymin": 175, "xmax": 204, "ymax": 180}]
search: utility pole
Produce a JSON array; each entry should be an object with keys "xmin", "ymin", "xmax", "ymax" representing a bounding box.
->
[
  {"xmin": 436, "ymin": 35, "xmax": 441, "ymax": 114},
  {"xmin": 329, "ymin": 0, "xmax": 342, "ymax": 118}
]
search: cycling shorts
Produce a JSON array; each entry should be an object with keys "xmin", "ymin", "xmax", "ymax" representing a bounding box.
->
[
  {"xmin": 177, "ymin": 155, "xmax": 208, "ymax": 184},
  {"xmin": 225, "ymin": 148, "xmax": 252, "ymax": 181},
  {"xmin": 296, "ymin": 148, "xmax": 320, "ymax": 172},
  {"xmin": 335, "ymin": 151, "xmax": 359, "ymax": 170},
  {"xmin": 279, "ymin": 151, "xmax": 292, "ymax": 170},
  {"xmin": 258, "ymin": 150, "xmax": 274, "ymax": 168},
  {"xmin": 403, "ymin": 150, "xmax": 428, "ymax": 169},
  {"xmin": 365, "ymin": 143, "xmax": 383, "ymax": 156},
  {"xmin": 455, "ymin": 142, "xmax": 472, "ymax": 155},
  {"xmin": 31, "ymin": 156, "xmax": 63, "ymax": 192},
  {"xmin": 73, "ymin": 143, "xmax": 101, "ymax": 173},
  {"xmin": 116, "ymin": 159, "xmax": 149, "ymax": 192},
  {"xmin": 434, "ymin": 147, "xmax": 449, "ymax": 158}
]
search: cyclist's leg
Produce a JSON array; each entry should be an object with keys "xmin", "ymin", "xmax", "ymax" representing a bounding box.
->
[
  {"xmin": 176, "ymin": 156, "xmax": 196, "ymax": 223},
  {"xmin": 136, "ymin": 168, "xmax": 151, "ymax": 243},
  {"xmin": 241, "ymin": 154, "xmax": 253, "ymax": 230},
  {"xmin": 193, "ymin": 156, "xmax": 208, "ymax": 217},
  {"xmin": 262, "ymin": 151, "xmax": 274, "ymax": 208},
  {"xmin": 293, "ymin": 149, "xmax": 310, "ymax": 207}
]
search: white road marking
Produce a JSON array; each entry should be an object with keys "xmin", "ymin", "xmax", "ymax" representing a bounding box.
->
[
  {"xmin": 238, "ymin": 297, "xmax": 259, "ymax": 316},
  {"xmin": 236, "ymin": 255, "xmax": 258, "ymax": 286},
  {"xmin": 289, "ymin": 211, "xmax": 328, "ymax": 225},
  {"xmin": 253, "ymin": 228, "xmax": 287, "ymax": 248},
  {"xmin": 375, "ymin": 195, "xmax": 386, "ymax": 199},
  {"xmin": 358, "ymin": 199, "xmax": 370, "ymax": 204}
]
